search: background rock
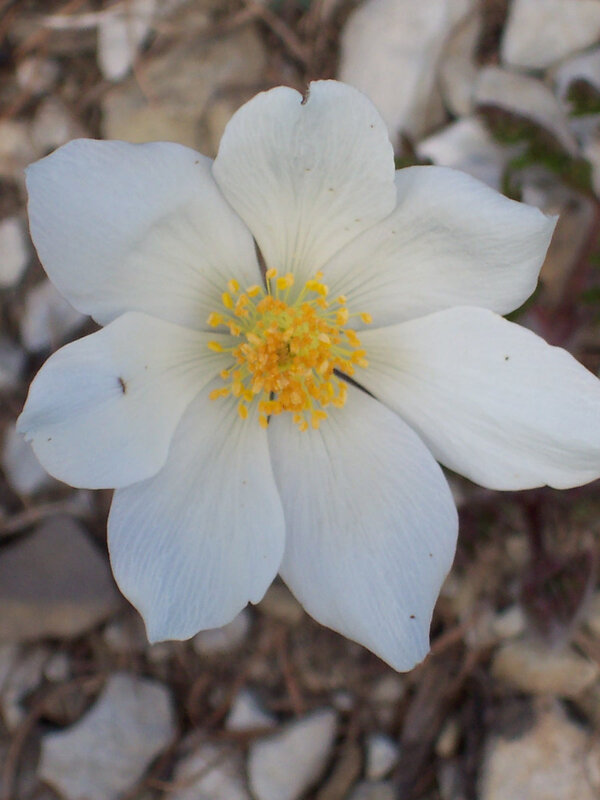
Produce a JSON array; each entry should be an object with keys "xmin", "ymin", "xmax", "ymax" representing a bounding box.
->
[
  {"xmin": 0, "ymin": 516, "xmax": 121, "ymax": 642},
  {"xmin": 40, "ymin": 673, "xmax": 176, "ymax": 800}
]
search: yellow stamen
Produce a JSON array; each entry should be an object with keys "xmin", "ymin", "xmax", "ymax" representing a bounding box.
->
[{"xmin": 207, "ymin": 272, "xmax": 371, "ymax": 431}]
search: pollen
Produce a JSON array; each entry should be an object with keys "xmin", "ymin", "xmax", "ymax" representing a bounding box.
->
[{"xmin": 207, "ymin": 270, "xmax": 371, "ymax": 431}]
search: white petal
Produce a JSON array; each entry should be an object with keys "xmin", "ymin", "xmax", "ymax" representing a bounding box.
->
[
  {"xmin": 17, "ymin": 313, "xmax": 230, "ymax": 489},
  {"xmin": 360, "ymin": 307, "xmax": 600, "ymax": 490},
  {"xmin": 108, "ymin": 390, "xmax": 285, "ymax": 641},
  {"xmin": 268, "ymin": 385, "xmax": 457, "ymax": 672},
  {"xmin": 324, "ymin": 166, "xmax": 556, "ymax": 328},
  {"xmin": 213, "ymin": 80, "xmax": 396, "ymax": 288},
  {"xmin": 26, "ymin": 139, "xmax": 260, "ymax": 328}
]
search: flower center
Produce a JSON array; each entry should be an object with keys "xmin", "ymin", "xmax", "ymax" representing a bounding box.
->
[{"xmin": 207, "ymin": 269, "xmax": 371, "ymax": 431}]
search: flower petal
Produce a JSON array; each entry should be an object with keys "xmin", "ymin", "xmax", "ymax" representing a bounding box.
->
[
  {"xmin": 360, "ymin": 307, "xmax": 600, "ymax": 490},
  {"xmin": 212, "ymin": 80, "xmax": 396, "ymax": 288},
  {"xmin": 324, "ymin": 166, "xmax": 556, "ymax": 328},
  {"xmin": 108, "ymin": 390, "xmax": 285, "ymax": 641},
  {"xmin": 26, "ymin": 139, "xmax": 260, "ymax": 328},
  {"xmin": 17, "ymin": 313, "xmax": 230, "ymax": 489},
  {"xmin": 268, "ymin": 385, "xmax": 458, "ymax": 671}
]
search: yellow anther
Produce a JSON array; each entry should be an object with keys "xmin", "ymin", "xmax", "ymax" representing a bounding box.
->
[
  {"xmin": 360, "ymin": 312, "xmax": 373, "ymax": 324},
  {"xmin": 221, "ymin": 292, "xmax": 234, "ymax": 310},
  {"xmin": 207, "ymin": 272, "xmax": 370, "ymax": 429},
  {"xmin": 336, "ymin": 295, "xmax": 347, "ymax": 304},
  {"xmin": 345, "ymin": 329, "xmax": 362, "ymax": 348},
  {"xmin": 207, "ymin": 312, "xmax": 223, "ymax": 327}
]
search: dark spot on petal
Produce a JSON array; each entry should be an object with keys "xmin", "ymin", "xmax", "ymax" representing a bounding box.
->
[
  {"xmin": 504, "ymin": 355, "xmax": 510, "ymax": 361},
  {"xmin": 118, "ymin": 376, "xmax": 127, "ymax": 394},
  {"xmin": 410, "ymin": 614, "xmax": 416, "ymax": 619},
  {"xmin": 328, "ymin": 187, "xmax": 335, "ymax": 192},
  {"xmin": 429, "ymin": 552, "xmax": 433, "ymax": 557},
  {"xmin": 194, "ymin": 160, "xmax": 199, "ymax": 164},
  {"xmin": 370, "ymin": 124, "xmax": 374, "ymax": 128}
]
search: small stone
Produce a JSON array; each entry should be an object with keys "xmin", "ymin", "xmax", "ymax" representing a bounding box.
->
[
  {"xmin": 0, "ymin": 120, "xmax": 36, "ymax": 184},
  {"xmin": 553, "ymin": 47, "xmax": 600, "ymax": 106},
  {"xmin": 97, "ymin": 0, "xmax": 157, "ymax": 81},
  {"xmin": 435, "ymin": 717, "xmax": 461, "ymax": 759},
  {"xmin": 226, "ymin": 689, "xmax": 276, "ymax": 732},
  {"xmin": 0, "ymin": 216, "xmax": 29, "ymax": 288},
  {"xmin": 439, "ymin": 7, "xmax": 481, "ymax": 117},
  {"xmin": 365, "ymin": 733, "xmax": 399, "ymax": 780},
  {"xmin": 492, "ymin": 639, "xmax": 599, "ymax": 697},
  {"xmin": 0, "ymin": 645, "xmax": 49, "ymax": 729},
  {"xmin": 171, "ymin": 742, "xmax": 250, "ymax": 800},
  {"xmin": 102, "ymin": 25, "xmax": 266, "ymax": 151},
  {"xmin": 331, "ymin": 690, "xmax": 355, "ymax": 713},
  {"xmin": 248, "ymin": 709, "xmax": 338, "ymax": 800},
  {"xmin": 2, "ymin": 423, "xmax": 56, "ymax": 495},
  {"xmin": 417, "ymin": 117, "xmax": 517, "ymax": 190},
  {"xmin": 103, "ymin": 609, "xmax": 148, "ymax": 654},
  {"xmin": 30, "ymin": 98, "xmax": 87, "ymax": 155},
  {"xmin": 480, "ymin": 701, "xmax": 600, "ymax": 800},
  {"xmin": 40, "ymin": 672, "xmax": 176, "ymax": 800},
  {"xmin": 490, "ymin": 605, "xmax": 526, "ymax": 641},
  {"xmin": 370, "ymin": 674, "xmax": 405, "ymax": 706},
  {"xmin": 20, "ymin": 279, "xmax": 86, "ymax": 352},
  {"xmin": 192, "ymin": 609, "xmax": 251, "ymax": 656},
  {"xmin": 501, "ymin": 0, "xmax": 600, "ymax": 70},
  {"xmin": 0, "ymin": 338, "xmax": 25, "ymax": 391},
  {"xmin": 44, "ymin": 652, "xmax": 70, "ymax": 683},
  {"xmin": 16, "ymin": 57, "xmax": 60, "ymax": 95},
  {"xmin": 475, "ymin": 67, "xmax": 579, "ymax": 156},
  {"xmin": 0, "ymin": 516, "xmax": 121, "ymax": 642},
  {"xmin": 339, "ymin": 0, "xmax": 474, "ymax": 142},
  {"xmin": 258, "ymin": 583, "xmax": 304, "ymax": 625},
  {"xmin": 347, "ymin": 781, "xmax": 395, "ymax": 800}
]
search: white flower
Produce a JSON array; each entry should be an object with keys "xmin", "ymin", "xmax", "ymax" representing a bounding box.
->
[{"xmin": 18, "ymin": 81, "xmax": 600, "ymax": 671}]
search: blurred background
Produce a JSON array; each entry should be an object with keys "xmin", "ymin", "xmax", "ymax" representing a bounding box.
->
[{"xmin": 0, "ymin": 0, "xmax": 600, "ymax": 798}]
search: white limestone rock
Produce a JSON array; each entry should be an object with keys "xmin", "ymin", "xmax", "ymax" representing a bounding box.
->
[
  {"xmin": 365, "ymin": 733, "xmax": 399, "ymax": 780},
  {"xmin": 475, "ymin": 67, "xmax": 579, "ymax": 156},
  {"xmin": 97, "ymin": 0, "xmax": 157, "ymax": 81},
  {"xmin": 171, "ymin": 742, "xmax": 250, "ymax": 800},
  {"xmin": 480, "ymin": 702, "xmax": 600, "ymax": 800},
  {"xmin": 0, "ymin": 216, "xmax": 29, "ymax": 288},
  {"xmin": 192, "ymin": 609, "xmax": 251, "ymax": 656},
  {"xmin": 491, "ymin": 639, "xmax": 599, "ymax": 697},
  {"xmin": 339, "ymin": 0, "xmax": 475, "ymax": 143},
  {"xmin": 40, "ymin": 673, "xmax": 176, "ymax": 800},
  {"xmin": 226, "ymin": 689, "xmax": 276, "ymax": 732},
  {"xmin": 502, "ymin": 0, "xmax": 600, "ymax": 70},
  {"xmin": 248, "ymin": 709, "xmax": 338, "ymax": 800},
  {"xmin": 417, "ymin": 116, "xmax": 517, "ymax": 190}
]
